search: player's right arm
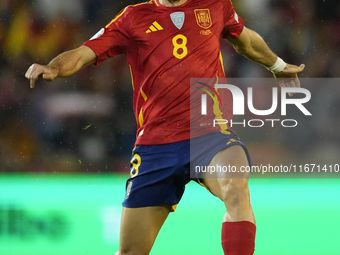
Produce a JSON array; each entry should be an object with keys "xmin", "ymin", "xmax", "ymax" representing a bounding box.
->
[
  {"xmin": 25, "ymin": 45, "xmax": 97, "ymax": 89},
  {"xmin": 26, "ymin": 5, "xmax": 133, "ymax": 89}
]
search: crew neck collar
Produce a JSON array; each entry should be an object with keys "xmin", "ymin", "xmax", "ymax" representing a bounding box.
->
[{"xmin": 154, "ymin": 0, "xmax": 190, "ymax": 8}]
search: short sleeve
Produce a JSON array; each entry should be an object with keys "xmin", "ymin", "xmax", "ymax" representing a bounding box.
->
[
  {"xmin": 220, "ymin": 0, "xmax": 245, "ymax": 39},
  {"xmin": 83, "ymin": 7, "xmax": 133, "ymax": 66}
]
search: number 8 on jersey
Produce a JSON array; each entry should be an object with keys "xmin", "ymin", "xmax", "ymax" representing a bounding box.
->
[{"xmin": 172, "ymin": 34, "xmax": 188, "ymax": 59}]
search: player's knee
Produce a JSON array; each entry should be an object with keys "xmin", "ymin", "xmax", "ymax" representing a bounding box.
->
[
  {"xmin": 119, "ymin": 245, "xmax": 150, "ymax": 255},
  {"xmin": 120, "ymin": 250, "xmax": 148, "ymax": 255},
  {"xmin": 220, "ymin": 178, "xmax": 249, "ymax": 207}
]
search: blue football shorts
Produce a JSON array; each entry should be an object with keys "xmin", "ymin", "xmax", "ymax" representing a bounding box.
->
[{"xmin": 122, "ymin": 130, "xmax": 251, "ymax": 211}]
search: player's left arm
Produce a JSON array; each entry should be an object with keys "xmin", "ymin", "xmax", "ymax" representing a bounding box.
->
[{"xmin": 227, "ymin": 27, "xmax": 305, "ymax": 88}]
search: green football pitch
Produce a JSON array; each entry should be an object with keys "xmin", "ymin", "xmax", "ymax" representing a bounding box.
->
[{"xmin": 0, "ymin": 175, "xmax": 339, "ymax": 255}]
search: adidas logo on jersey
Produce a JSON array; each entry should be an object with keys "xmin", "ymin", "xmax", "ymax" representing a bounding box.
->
[{"xmin": 146, "ymin": 21, "xmax": 164, "ymax": 33}]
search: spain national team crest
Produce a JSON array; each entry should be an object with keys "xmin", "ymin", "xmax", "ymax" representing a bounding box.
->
[{"xmin": 194, "ymin": 9, "xmax": 212, "ymax": 29}]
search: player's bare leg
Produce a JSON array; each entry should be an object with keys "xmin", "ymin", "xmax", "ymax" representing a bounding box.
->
[
  {"xmin": 203, "ymin": 145, "xmax": 256, "ymax": 255},
  {"xmin": 118, "ymin": 205, "xmax": 171, "ymax": 255},
  {"xmin": 204, "ymin": 145, "xmax": 254, "ymax": 223}
]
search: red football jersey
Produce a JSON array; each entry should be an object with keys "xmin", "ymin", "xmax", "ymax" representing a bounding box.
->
[{"xmin": 83, "ymin": 0, "xmax": 245, "ymax": 145}]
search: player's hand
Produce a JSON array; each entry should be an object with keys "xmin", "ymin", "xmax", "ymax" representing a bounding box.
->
[
  {"xmin": 25, "ymin": 64, "xmax": 59, "ymax": 89},
  {"xmin": 274, "ymin": 63, "xmax": 305, "ymax": 96}
]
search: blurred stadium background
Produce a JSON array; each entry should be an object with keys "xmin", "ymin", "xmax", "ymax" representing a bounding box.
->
[{"xmin": 0, "ymin": 0, "xmax": 340, "ymax": 254}]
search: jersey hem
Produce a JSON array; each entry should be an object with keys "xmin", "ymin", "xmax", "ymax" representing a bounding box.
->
[{"xmin": 134, "ymin": 128, "xmax": 236, "ymax": 146}]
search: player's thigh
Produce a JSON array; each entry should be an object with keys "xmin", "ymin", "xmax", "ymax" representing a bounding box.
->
[
  {"xmin": 119, "ymin": 205, "xmax": 172, "ymax": 255},
  {"xmin": 203, "ymin": 145, "xmax": 250, "ymax": 201}
]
